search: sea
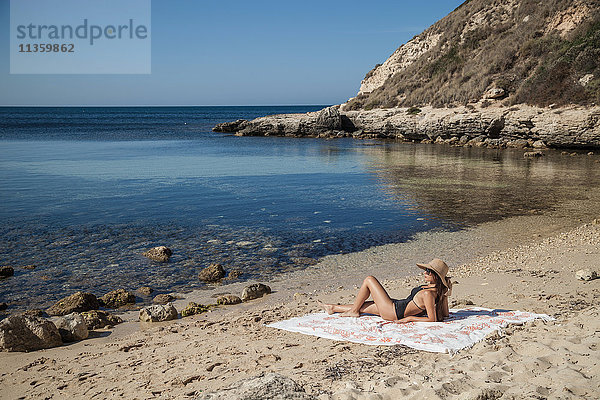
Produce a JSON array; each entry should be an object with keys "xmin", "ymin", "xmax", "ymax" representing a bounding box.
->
[{"xmin": 1, "ymin": 106, "xmax": 599, "ymax": 311}]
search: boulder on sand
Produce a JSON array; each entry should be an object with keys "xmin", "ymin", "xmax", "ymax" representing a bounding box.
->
[
  {"xmin": 54, "ymin": 312, "xmax": 89, "ymax": 342},
  {"xmin": 80, "ymin": 310, "xmax": 123, "ymax": 330},
  {"xmin": 100, "ymin": 289, "xmax": 136, "ymax": 308},
  {"xmin": 0, "ymin": 314, "xmax": 63, "ymax": 352},
  {"xmin": 180, "ymin": 302, "xmax": 209, "ymax": 317},
  {"xmin": 241, "ymin": 283, "xmax": 271, "ymax": 302},
  {"xmin": 139, "ymin": 304, "xmax": 178, "ymax": 322},
  {"xmin": 153, "ymin": 293, "xmax": 175, "ymax": 304},
  {"xmin": 47, "ymin": 291, "xmax": 99, "ymax": 316},
  {"xmin": 216, "ymin": 294, "xmax": 242, "ymax": 305},
  {"xmin": 142, "ymin": 246, "xmax": 172, "ymax": 262}
]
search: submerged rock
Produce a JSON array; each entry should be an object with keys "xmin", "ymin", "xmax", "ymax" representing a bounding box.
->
[
  {"xmin": 139, "ymin": 304, "xmax": 178, "ymax": 322},
  {"xmin": 142, "ymin": 246, "xmax": 172, "ymax": 262},
  {"xmin": 197, "ymin": 372, "xmax": 316, "ymax": 400},
  {"xmin": 47, "ymin": 291, "xmax": 99, "ymax": 316},
  {"xmin": 524, "ymin": 151, "xmax": 544, "ymax": 158},
  {"xmin": 241, "ymin": 283, "xmax": 271, "ymax": 302},
  {"xmin": 0, "ymin": 303, "xmax": 7, "ymax": 311},
  {"xmin": 198, "ymin": 263, "xmax": 226, "ymax": 283},
  {"xmin": 80, "ymin": 310, "xmax": 123, "ymax": 330},
  {"xmin": 225, "ymin": 269, "xmax": 243, "ymax": 281},
  {"xmin": 153, "ymin": 294, "xmax": 175, "ymax": 304},
  {"xmin": 137, "ymin": 286, "xmax": 153, "ymax": 296},
  {"xmin": 0, "ymin": 315, "xmax": 62, "ymax": 352},
  {"xmin": 0, "ymin": 266, "xmax": 14, "ymax": 278},
  {"xmin": 54, "ymin": 313, "xmax": 89, "ymax": 342},
  {"xmin": 100, "ymin": 289, "xmax": 136, "ymax": 308},
  {"xmin": 181, "ymin": 302, "xmax": 209, "ymax": 317},
  {"xmin": 216, "ymin": 294, "xmax": 242, "ymax": 305}
]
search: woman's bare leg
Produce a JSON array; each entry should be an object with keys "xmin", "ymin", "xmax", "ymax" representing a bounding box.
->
[{"xmin": 319, "ymin": 276, "xmax": 396, "ymax": 320}]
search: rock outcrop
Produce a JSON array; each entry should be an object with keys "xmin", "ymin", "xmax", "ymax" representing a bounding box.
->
[
  {"xmin": 214, "ymin": 105, "xmax": 600, "ymax": 149},
  {"xmin": 100, "ymin": 289, "xmax": 136, "ymax": 308},
  {"xmin": 0, "ymin": 315, "xmax": 62, "ymax": 352},
  {"xmin": 47, "ymin": 291, "xmax": 100, "ymax": 316},
  {"xmin": 139, "ymin": 304, "xmax": 178, "ymax": 322},
  {"xmin": 54, "ymin": 312, "xmax": 89, "ymax": 342},
  {"xmin": 197, "ymin": 373, "xmax": 316, "ymax": 400}
]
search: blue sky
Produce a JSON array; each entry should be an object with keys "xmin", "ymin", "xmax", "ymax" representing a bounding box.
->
[{"xmin": 0, "ymin": 0, "xmax": 464, "ymax": 106}]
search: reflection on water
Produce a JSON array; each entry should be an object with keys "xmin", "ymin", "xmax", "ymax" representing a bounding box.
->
[{"xmin": 362, "ymin": 143, "xmax": 600, "ymax": 224}]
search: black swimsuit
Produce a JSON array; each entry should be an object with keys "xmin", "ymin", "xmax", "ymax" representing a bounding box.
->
[{"xmin": 393, "ymin": 286, "xmax": 428, "ymax": 320}]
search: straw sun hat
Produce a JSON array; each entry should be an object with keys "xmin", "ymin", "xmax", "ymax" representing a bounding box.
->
[{"xmin": 417, "ymin": 258, "xmax": 450, "ymax": 290}]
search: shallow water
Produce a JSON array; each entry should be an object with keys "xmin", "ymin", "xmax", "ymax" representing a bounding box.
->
[{"xmin": 1, "ymin": 106, "xmax": 599, "ymax": 311}]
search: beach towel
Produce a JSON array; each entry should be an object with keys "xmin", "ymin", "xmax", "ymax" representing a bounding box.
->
[{"xmin": 267, "ymin": 307, "xmax": 553, "ymax": 354}]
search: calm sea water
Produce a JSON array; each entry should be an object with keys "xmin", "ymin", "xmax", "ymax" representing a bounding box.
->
[{"xmin": 1, "ymin": 106, "xmax": 599, "ymax": 311}]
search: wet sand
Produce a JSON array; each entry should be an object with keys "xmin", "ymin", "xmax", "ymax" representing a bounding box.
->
[{"xmin": 0, "ymin": 214, "xmax": 598, "ymax": 399}]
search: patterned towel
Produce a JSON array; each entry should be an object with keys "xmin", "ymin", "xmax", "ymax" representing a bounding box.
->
[{"xmin": 267, "ymin": 307, "xmax": 553, "ymax": 354}]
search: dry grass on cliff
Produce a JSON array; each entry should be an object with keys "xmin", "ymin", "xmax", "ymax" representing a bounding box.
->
[{"xmin": 346, "ymin": 0, "xmax": 600, "ymax": 110}]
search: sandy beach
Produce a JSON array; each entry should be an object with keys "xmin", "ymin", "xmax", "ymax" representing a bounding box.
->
[{"xmin": 1, "ymin": 214, "xmax": 598, "ymax": 399}]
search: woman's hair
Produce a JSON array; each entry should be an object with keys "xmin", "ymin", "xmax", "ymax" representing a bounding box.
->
[{"xmin": 431, "ymin": 273, "xmax": 451, "ymax": 322}]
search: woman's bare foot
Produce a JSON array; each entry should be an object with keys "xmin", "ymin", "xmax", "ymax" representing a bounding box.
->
[
  {"xmin": 317, "ymin": 301, "xmax": 335, "ymax": 315},
  {"xmin": 340, "ymin": 310, "xmax": 360, "ymax": 318}
]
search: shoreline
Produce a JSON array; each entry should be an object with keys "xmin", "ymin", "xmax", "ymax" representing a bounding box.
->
[
  {"xmin": 1, "ymin": 213, "xmax": 598, "ymax": 398},
  {"xmin": 214, "ymin": 104, "xmax": 600, "ymax": 150}
]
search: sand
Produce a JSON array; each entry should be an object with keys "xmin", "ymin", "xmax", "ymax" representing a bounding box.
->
[{"xmin": 0, "ymin": 215, "xmax": 598, "ymax": 399}]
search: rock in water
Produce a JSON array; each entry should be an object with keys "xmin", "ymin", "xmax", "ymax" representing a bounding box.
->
[
  {"xmin": 216, "ymin": 294, "xmax": 242, "ymax": 305},
  {"xmin": 576, "ymin": 268, "xmax": 598, "ymax": 281},
  {"xmin": 100, "ymin": 289, "xmax": 136, "ymax": 308},
  {"xmin": 139, "ymin": 304, "xmax": 178, "ymax": 322},
  {"xmin": 197, "ymin": 373, "xmax": 316, "ymax": 400},
  {"xmin": 142, "ymin": 246, "xmax": 172, "ymax": 262},
  {"xmin": 153, "ymin": 294, "xmax": 175, "ymax": 304},
  {"xmin": 241, "ymin": 283, "xmax": 271, "ymax": 302},
  {"xmin": 0, "ymin": 266, "xmax": 14, "ymax": 278},
  {"xmin": 54, "ymin": 313, "xmax": 89, "ymax": 342},
  {"xmin": 180, "ymin": 302, "xmax": 209, "ymax": 317},
  {"xmin": 198, "ymin": 263, "xmax": 226, "ymax": 282},
  {"xmin": 212, "ymin": 119, "xmax": 248, "ymax": 133},
  {"xmin": 80, "ymin": 310, "xmax": 123, "ymax": 330},
  {"xmin": 47, "ymin": 291, "xmax": 100, "ymax": 316},
  {"xmin": 0, "ymin": 315, "xmax": 62, "ymax": 352}
]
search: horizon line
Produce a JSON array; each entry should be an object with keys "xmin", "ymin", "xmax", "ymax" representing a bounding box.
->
[{"xmin": 0, "ymin": 103, "xmax": 334, "ymax": 108}]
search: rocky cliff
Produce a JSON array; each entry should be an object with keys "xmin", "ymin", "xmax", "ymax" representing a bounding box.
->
[
  {"xmin": 346, "ymin": 0, "xmax": 600, "ymax": 109},
  {"xmin": 214, "ymin": 0, "xmax": 600, "ymax": 149}
]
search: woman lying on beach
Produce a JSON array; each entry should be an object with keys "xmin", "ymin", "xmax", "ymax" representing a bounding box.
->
[{"xmin": 319, "ymin": 259, "xmax": 452, "ymax": 323}]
